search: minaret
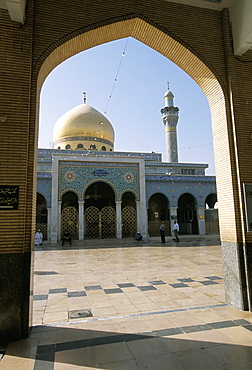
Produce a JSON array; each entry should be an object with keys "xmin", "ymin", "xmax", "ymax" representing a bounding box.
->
[{"xmin": 161, "ymin": 88, "xmax": 179, "ymax": 162}]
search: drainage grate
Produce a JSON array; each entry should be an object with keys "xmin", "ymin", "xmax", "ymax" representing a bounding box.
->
[{"xmin": 68, "ymin": 309, "xmax": 93, "ymax": 319}]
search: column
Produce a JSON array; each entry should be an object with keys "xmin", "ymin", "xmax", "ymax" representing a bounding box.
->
[
  {"xmin": 50, "ymin": 156, "xmax": 60, "ymax": 244},
  {"xmin": 47, "ymin": 208, "xmax": 51, "ymax": 241},
  {"xmin": 136, "ymin": 201, "xmax": 148, "ymax": 240},
  {"xmin": 138, "ymin": 158, "xmax": 148, "ymax": 240},
  {"xmin": 57, "ymin": 201, "xmax": 62, "ymax": 242},
  {"xmin": 170, "ymin": 207, "xmax": 177, "ymax": 235},
  {"xmin": 197, "ymin": 207, "xmax": 206, "ymax": 235},
  {"xmin": 136, "ymin": 201, "xmax": 140, "ymax": 233},
  {"xmin": 79, "ymin": 201, "xmax": 84, "ymax": 240},
  {"xmin": 116, "ymin": 201, "xmax": 122, "ymax": 239}
]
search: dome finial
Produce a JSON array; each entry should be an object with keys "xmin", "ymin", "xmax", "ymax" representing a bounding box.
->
[
  {"xmin": 83, "ymin": 91, "xmax": 86, "ymax": 104},
  {"xmin": 167, "ymin": 81, "xmax": 170, "ymax": 90}
]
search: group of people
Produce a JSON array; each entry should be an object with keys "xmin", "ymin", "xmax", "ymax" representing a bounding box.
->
[
  {"xmin": 36, "ymin": 223, "xmax": 179, "ymax": 246},
  {"xmin": 134, "ymin": 220, "xmax": 180, "ymax": 244},
  {"xmin": 160, "ymin": 220, "xmax": 179, "ymax": 243},
  {"xmin": 34, "ymin": 229, "xmax": 72, "ymax": 246}
]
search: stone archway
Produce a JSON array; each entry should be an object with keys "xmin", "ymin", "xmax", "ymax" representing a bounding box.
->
[
  {"xmin": 32, "ymin": 16, "xmax": 252, "ymax": 322},
  {"xmin": 36, "ymin": 17, "xmax": 235, "ymax": 248},
  {"xmin": 2, "ymin": 2, "xmax": 252, "ymax": 341}
]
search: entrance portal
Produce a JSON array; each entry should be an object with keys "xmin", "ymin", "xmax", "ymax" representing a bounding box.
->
[
  {"xmin": 177, "ymin": 193, "xmax": 198, "ymax": 234},
  {"xmin": 148, "ymin": 193, "xmax": 170, "ymax": 237},
  {"xmin": 61, "ymin": 192, "xmax": 79, "ymax": 239},
  {"xmin": 84, "ymin": 182, "xmax": 116, "ymax": 239}
]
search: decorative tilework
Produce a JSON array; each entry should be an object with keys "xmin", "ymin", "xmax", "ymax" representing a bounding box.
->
[
  {"xmin": 146, "ymin": 176, "xmax": 216, "ymax": 207},
  {"xmin": 59, "ymin": 161, "xmax": 140, "ymax": 201},
  {"xmin": 137, "ymin": 285, "xmax": 157, "ymax": 291},
  {"xmin": 199, "ymin": 280, "xmax": 219, "ymax": 285},
  {"xmin": 49, "ymin": 288, "xmax": 67, "ymax": 294},
  {"xmin": 34, "ymin": 276, "xmax": 223, "ymax": 304},
  {"xmin": 177, "ymin": 278, "xmax": 194, "ymax": 282},
  {"xmin": 117, "ymin": 283, "xmax": 135, "ymax": 288},
  {"xmin": 104, "ymin": 288, "xmax": 123, "ymax": 294},
  {"xmin": 33, "ymin": 294, "xmax": 48, "ymax": 300},
  {"xmin": 169, "ymin": 282, "xmax": 189, "ymax": 288},
  {"xmin": 36, "ymin": 149, "xmax": 216, "ymax": 209},
  {"xmin": 148, "ymin": 280, "xmax": 166, "ymax": 285},
  {"xmin": 37, "ymin": 178, "xmax": 52, "ymax": 208},
  {"xmin": 84, "ymin": 285, "xmax": 102, "ymax": 291},
  {"xmin": 67, "ymin": 291, "xmax": 87, "ymax": 297},
  {"xmin": 37, "ymin": 172, "xmax": 52, "ymax": 178}
]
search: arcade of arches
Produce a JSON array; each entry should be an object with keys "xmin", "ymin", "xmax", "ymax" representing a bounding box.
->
[
  {"xmin": 1, "ymin": 0, "xmax": 252, "ymax": 343},
  {"xmin": 36, "ymin": 188, "xmax": 219, "ymax": 241}
]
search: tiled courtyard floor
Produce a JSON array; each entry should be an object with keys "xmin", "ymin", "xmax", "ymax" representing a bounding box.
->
[{"xmin": 1, "ymin": 236, "xmax": 252, "ymax": 369}]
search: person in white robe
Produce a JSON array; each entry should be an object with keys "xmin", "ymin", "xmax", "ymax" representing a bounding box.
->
[{"xmin": 35, "ymin": 229, "xmax": 43, "ymax": 245}]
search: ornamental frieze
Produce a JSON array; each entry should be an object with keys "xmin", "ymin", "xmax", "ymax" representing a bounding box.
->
[{"xmin": 59, "ymin": 161, "xmax": 139, "ymax": 201}]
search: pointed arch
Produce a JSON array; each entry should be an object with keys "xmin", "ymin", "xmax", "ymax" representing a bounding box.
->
[{"xmin": 36, "ymin": 16, "xmax": 233, "ymax": 240}]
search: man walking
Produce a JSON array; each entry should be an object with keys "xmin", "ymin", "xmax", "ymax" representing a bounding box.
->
[
  {"xmin": 173, "ymin": 220, "xmax": 180, "ymax": 242},
  {"xmin": 159, "ymin": 221, "xmax": 166, "ymax": 243}
]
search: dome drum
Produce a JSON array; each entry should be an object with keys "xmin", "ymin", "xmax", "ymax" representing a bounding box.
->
[{"xmin": 54, "ymin": 136, "xmax": 114, "ymax": 151}]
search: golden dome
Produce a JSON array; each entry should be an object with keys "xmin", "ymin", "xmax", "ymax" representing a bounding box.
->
[{"xmin": 53, "ymin": 104, "xmax": 115, "ymax": 151}]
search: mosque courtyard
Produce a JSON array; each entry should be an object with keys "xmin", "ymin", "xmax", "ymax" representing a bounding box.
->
[{"xmin": 1, "ymin": 236, "xmax": 252, "ymax": 369}]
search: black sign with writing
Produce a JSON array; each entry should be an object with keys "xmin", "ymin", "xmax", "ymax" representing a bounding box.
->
[
  {"xmin": 0, "ymin": 185, "xmax": 19, "ymax": 210},
  {"xmin": 93, "ymin": 170, "xmax": 107, "ymax": 176}
]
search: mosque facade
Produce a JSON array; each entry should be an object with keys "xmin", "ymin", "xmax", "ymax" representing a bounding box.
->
[{"xmin": 36, "ymin": 90, "xmax": 218, "ymax": 243}]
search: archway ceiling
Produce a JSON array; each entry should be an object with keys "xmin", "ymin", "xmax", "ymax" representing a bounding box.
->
[{"xmin": 0, "ymin": 0, "xmax": 251, "ymax": 56}]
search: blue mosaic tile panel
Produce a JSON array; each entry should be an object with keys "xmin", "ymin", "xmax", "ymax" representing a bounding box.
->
[
  {"xmin": 37, "ymin": 178, "xmax": 52, "ymax": 208},
  {"xmin": 59, "ymin": 161, "xmax": 140, "ymax": 201},
  {"xmin": 37, "ymin": 172, "xmax": 52, "ymax": 178},
  {"xmin": 146, "ymin": 175, "xmax": 216, "ymax": 182},
  {"xmin": 146, "ymin": 177, "xmax": 216, "ymax": 207}
]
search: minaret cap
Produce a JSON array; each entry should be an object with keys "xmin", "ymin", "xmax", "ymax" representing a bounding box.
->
[
  {"xmin": 164, "ymin": 90, "xmax": 174, "ymax": 107},
  {"xmin": 164, "ymin": 90, "xmax": 174, "ymax": 98}
]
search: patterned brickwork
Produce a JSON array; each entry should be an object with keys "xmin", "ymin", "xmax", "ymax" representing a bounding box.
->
[
  {"xmin": 1, "ymin": 0, "xmax": 252, "ymax": 255},
  {"xmin": 0, "ymin": 3, "xmax": 36, "ymax": 253}
]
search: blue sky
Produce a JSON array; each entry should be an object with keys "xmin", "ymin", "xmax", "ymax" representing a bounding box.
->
[{"xmin": 39, "ymin": 37, "xmax": 215, "ymax": 175}]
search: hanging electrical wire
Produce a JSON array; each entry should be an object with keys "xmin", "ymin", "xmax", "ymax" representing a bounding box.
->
[
  {"xmin": 179, "ymin": 143, "xmax": 213, "ymax": 150},
  {"xmin": 104, "ymin": 38, "xmax": 129, "ymax": 114}
]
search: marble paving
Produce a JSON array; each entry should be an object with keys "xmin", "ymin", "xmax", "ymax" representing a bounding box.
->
[{"xmin": 1, "ymin": 236, "xmax": 252, "ymax": 369}]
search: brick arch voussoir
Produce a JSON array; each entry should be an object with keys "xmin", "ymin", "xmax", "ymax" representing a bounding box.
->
[{"xmin": 36, "ymin": 14, "xmax": 226, "ymax": 99}]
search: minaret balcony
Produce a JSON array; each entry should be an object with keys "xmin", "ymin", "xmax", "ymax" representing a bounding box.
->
[{"xmin": 161, "ymin": 106, "xmax": 179, "ymax": 114}]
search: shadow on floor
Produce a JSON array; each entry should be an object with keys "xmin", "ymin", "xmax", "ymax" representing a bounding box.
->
[{"xmin": 3, "ymin": 319, "xmax": 252, "ymax": 369}]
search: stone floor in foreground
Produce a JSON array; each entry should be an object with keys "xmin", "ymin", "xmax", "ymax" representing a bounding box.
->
[{"xmin": 1, "ymin": 236, "xmax": 252, "ymax": 369}]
